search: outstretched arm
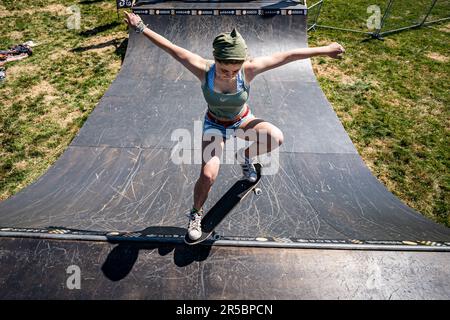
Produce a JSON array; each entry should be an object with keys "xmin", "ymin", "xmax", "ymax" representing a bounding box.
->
[
  {"xmin": 124, "ymin": 12, "xmax": 207, "ymax": 81},
  {"xmin": 245, "ymin": 43, "xmax": 345, "ymax": 82}
]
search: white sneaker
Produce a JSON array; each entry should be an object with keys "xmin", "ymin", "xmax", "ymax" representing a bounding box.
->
[
  {"xmin": 241, "ymin": 162, "xmax": 258, "ymax": 183},
  {"xmin": 186, "ymin": 209, "xmax": 202, "ymax": 240}
]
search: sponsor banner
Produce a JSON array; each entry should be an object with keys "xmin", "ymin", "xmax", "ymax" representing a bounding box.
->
[
  {"xmin": 219, "ymin": 9, "xmax": 236, "ymax": 15},
  {"xmin": 132, "ymin": 8, "xmax": 307, "ymax": 16},
  {"xmin": 174, "ymin": 10, "xmax": 191, "ymax": 15},
  {"xmin": 132, "ymin": 9, "xmax": 149, "ymax": 15}
]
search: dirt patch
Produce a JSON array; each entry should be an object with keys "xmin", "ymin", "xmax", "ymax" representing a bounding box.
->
[
  {"xmin": 425, "ymin": 52, "xmax": 448, "ymax": 63},
  {"xmin": 358, "ymin": 137, "xmax": 393, "ymax": 178},
  {"xmin": 40, "ymin": 106, "xmax": 82, "ymax": 129},
  {"xmin": 312, "ymin": 62, "xmax": 358, "ymax": 85},
  {"xmin": 5, "ymin": 64, "xmax": 40, "ymax": 81},
  {"xmin": 0, "ymin": 5, "xmax": 9, "ymax": 18},
  {"xmin": 385, "ymin": 93, "xmax": 445, "ymax": 122},
  {"xmin": 437, "ymin": 22, "xmax": 450, "ymax": 33},
  {"xmin": 336, "ymin": 108, "xmax": 353, "ymax": 124},
  {"xmin": 49, "ymin": 49, "xmax": 72, "ymax": 62},
  {"xmin": 8, "ymin": 31, "xmax": 24, "ymax": 41},
  {"xmin": 0, "ymin": 87, "xmax": 14, "ymax": 99},
  {"xmin": 384, "ymin": 95, "xmax": 408, "ymax": 108},
  {"xmin": 14, "ymin": 160, "xmax": 28, "ymax": 171},
  {"xmin": 48, "ymin": 49, "xmax": 73, "ymax": 61},
  {"xmin": 313, "ymin": 39, "xmax": 332, "ymax": 47},
  {"xmin": 61, "ymin": 110, "xmax": 83, "ymax": 128},
  {"xmin": 29, "ymin": 80, "xmax": 57, "ymax": 98},
  {"xmin": 3, "ymin": 78, "xmax": 57, "ymax": 109},
  {"xmin": 44, "ymin": 4, "xmax": 68, "ymax": 15},
  {"xmin": 81, "ymin": 34, "xmax": 126, "ymax": 54},
  {"xmin": 109, "ymin": 57, "xmax": 122, "ymax": 74},
  {"xmin": 384, "ymin": 37, "xmax": 399, "ymax": 48},
  {"xmin": 98, "ymin": 1, "xmax": 116, "ymax": 10},
  {"xmin": 348, "ymin": 104, "xmax": 365, "ymax": 117},
  {"xmin": 17, "ymin": 4, "xmax": 68, "ymax": 17},
  {"xmin": 417, "ymin": 97, "xmax": 445, "ymax": 117}
]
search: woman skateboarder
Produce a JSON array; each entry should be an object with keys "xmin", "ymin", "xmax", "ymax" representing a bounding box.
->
[{"xmin": 124, "ymin": 12, "xmax": 345, "ymax": 240}]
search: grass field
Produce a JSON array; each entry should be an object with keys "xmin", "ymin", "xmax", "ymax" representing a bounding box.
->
[{"xmin": 0, "ymin": 0, "xmax": 448, "ymax": 227}]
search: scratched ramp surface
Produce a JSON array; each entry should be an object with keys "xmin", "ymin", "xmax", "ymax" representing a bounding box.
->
[
  {"xmin": 0, "ymin": 1, "xmax": 449, "ymax": 300},
  {"xmin": 0, "ymin": 13, "xmax": 448, "ymax": 241},
  {"xmin": 0, "ymin": 237, "xmax": 449, "ymax": 299}
]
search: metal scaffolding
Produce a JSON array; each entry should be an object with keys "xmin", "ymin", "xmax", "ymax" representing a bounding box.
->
[{"xmin": 307, "ymin": 0, "xmax": 450, "ymax": 39}]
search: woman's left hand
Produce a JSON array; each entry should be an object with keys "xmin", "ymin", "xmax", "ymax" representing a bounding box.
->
[
  {"xmin": 326, "ymin": 42, "xmax": 345, "ymax": 59},
  {"xmin": 123, "ymin": 11, "xmax": 143, "ymax": 30}
]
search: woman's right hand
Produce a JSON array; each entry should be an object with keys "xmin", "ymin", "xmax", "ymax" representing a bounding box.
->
[
  {"xmin": 326, "ymin": 42, "xmax": 345, "ymax": 59},
  {"xmin": 123, "ymin": 11, "xmax": 143, "ymax": 30}
]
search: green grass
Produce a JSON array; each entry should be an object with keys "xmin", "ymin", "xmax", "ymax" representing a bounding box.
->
[
  {"xmin": 308, "ymin": 0, "xmax": 449, "ymax": 226},
  {"xmin": 0, "ymin": 0, "xmax": 127, "ymax": 199},
  {"xmin": 0, "ymin": 0, "xmax": 448, "ymax": 227}
]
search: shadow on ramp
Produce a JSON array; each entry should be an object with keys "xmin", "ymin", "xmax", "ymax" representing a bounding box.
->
[{"xmin": 103, "ymin": 229, "xmax": 212, "ymax": 281}]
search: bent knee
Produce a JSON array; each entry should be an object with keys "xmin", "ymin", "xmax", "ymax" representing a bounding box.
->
[
  {"xmin": 269, "ymin": 128, "xmax": 284, "ymax": 146},
  {"xmin": 199, "ymin": 166, "xmax": 219, "ymax": 186},
  {"xmin": 275, "ymin": 130, "xmax": 284, "ymax": 146}
]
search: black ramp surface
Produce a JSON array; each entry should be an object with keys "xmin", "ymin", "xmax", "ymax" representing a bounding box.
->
[
  {"xmin": 0, "ymin": 1, "xmax": 449, "ymax": 300},
  {"xmin": 0, "ymin": 237, "xmax": 449, "ymax": 299},
  {"xmin": 0, "ymin": 11, "xmax": 449, "ymax": 242}
]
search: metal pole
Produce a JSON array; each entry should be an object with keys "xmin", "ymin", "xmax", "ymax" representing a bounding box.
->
[
  {"xmin": 379, "ymin": 0, "xmax": 448, "ymax": 37},
  {"xmin": 307, "ymin": 0, "xmax": 324, "ymax": 31},
  {"xmin": 420, "ymin": 0, "xmax": 439, "ymax": 26},
  {"xmin": 315, "ymin": 0, "xmax": 324, "ymax": 29},
  {"xmin": 379, "ymin": 23, "xmax": 422, "ymax": 37},
  {"xmin": 306, "ymin": 0, "xmax": 449, "ymax": 38},
  {"xmin": 423, "ymin": 16, "xmax": 450, "ymax": 25},
  {"xmin": 373, "ymin": 0, "xmax": 395, "ymax": 39},
  {"xmin": 315, "ymin": 24, "xmax": 372, "ymax": 35}
]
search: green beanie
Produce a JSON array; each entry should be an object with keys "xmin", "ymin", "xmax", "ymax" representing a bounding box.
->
[{"xmin": 212, "ymin": 28, "xmax": 247, "ymax": 61}]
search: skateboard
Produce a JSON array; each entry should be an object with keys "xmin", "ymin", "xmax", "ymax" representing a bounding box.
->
[{"xmin": 185, "ymin": 163, "xmax": 262, "ymax": 245}]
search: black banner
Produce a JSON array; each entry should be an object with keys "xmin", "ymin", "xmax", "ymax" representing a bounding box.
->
[{"xmin": 116, "ymin": 0, "xmax": 133, "ymax": 10}]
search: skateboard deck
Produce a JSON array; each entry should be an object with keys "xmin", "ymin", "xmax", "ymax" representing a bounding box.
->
[{"xmin": 185, "ymin": 163, "xmax": 262, "ymax": 245}]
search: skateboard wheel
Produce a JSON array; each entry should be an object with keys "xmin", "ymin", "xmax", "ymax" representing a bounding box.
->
[{"xmin": 254, "ymin": 188, "xmax": 262, "ymax": 196}]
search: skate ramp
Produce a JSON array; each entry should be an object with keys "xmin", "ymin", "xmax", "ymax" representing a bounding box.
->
[{"xmin": 0, "ymin": 1, "xmax": 448, "ymax": 299}]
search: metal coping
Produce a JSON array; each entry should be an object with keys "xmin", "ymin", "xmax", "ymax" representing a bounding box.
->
[{"xmin": 1, "ymin": 227, "xmax": 449, "ymax": 252}]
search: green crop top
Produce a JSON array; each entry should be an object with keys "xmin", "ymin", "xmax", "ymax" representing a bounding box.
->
[{"xmin": 201, "ymin": 63, "xmax": 250, "ymax": 119}]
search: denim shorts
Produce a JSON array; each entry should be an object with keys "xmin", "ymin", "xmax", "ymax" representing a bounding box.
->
[{"xmin": 203, "ymin": 109, "xmax": 254, "ymax": 140}]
